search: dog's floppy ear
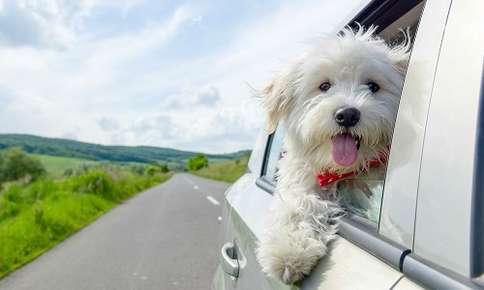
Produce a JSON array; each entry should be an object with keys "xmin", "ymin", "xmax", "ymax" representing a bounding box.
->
[
  {"xmin": 262, "ymin": 66, "xmax": 297, "ymax": 133},
  {"xmin": 389, "ymin": 28, "xmax": 411, "ymax": 74},
  {"xmin": 391, "ymin": 52, "xmax": 410, "ymax": 74}
]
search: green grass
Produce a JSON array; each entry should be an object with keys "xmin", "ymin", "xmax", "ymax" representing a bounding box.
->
[
  {"xmin": 191, "ymin": 154, "xmax": 249, "ymax": 183},
  {"xmin": 32, "ymin": 154, "xmax": 96, "ymax": 178},
  {"xmin": 0, "ymin": 170, "xmax": 172, "ymax": 278}
]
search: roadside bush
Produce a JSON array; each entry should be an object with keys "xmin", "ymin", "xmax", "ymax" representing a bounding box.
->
[
  {"xmin": 145, "ymin": 163, "xmax": 169, "ymax": 175},
  {"xmin": 3, "ymin": 184, "xmax": 23, "ymax": 203},
  {"xmin": 0, "ymin": 198, "xmax": 21, "ymax": 221},
  {"xmin": 0, "ymin": 148, "xmax": 45, "ymax": 183},
  {"xmin": 67, "ymin": 171, "xmax": 117, "ymax": 201},
  {"xmin": 128, "ymin": 164, "xmax": 145, "ymax": 175},
  {"xmin": 187, "ymin": 154, "xmax": 208, "ymax": 171},
  {"xmin": 145, "ymin": 165, "xmax": 159, "ymax": 176},
  {"xmin": 63, "ymin": 168, "xmax": 74, "ymax": 177},
  {"xmin": 159, "ymin": 163, "xmax": 169, "ymax": 173},
  {"xmin": 24, "ymin": 179, "xmax": 58, "ymax": 203}
]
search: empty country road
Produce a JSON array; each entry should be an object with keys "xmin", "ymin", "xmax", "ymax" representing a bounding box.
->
[{"xmin": 0, "ymin": 174, "xmax": 230, "ymax": 290}]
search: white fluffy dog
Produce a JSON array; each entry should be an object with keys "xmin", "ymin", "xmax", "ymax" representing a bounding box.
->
[{"xmin": 256, "ymin": 26, "xmax": 410, "ymax": 284}]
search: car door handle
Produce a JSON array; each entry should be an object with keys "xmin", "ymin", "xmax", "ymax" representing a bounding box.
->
[{"xmin": 221, "ymin": 242, "xmax": 239, "ymax": 278}]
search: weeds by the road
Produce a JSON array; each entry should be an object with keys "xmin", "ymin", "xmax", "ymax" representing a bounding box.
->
[
  {"xmin": 0, "ymin": 170, "xmax": 171, "ymax": 278},
  {"xmin": 191, "ymin": 155, "xmax": 249, "ymax": 183}
]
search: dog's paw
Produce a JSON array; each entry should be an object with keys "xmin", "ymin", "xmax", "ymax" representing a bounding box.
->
[
  {"xmin": 257, "ymin": 233, "xmax": 327, "ymax": 284},
  {"xmin": 281, "ymin": 264, "xmax": 305, "ymax": 284},
  {"xmin": 263, "ymin": 247, "xmax": 323, "ymax": 284}
]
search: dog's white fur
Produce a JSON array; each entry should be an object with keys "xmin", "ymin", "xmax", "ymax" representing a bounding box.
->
[{"xmin": 256, "ymin": 26, "xmax": 410, "ymax": 284}]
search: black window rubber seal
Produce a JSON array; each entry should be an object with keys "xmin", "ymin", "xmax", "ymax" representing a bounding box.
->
[
  {"xmin": 349, "ymin": 0, "xmax": 424, "ymax": 32},
  {"xmin": 471, "ymin": 61, "xmax": 484, "ymax": 282}
]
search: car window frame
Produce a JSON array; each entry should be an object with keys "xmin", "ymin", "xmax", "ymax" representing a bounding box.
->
[
  {"xmin": 259, "ymin": 132, "xmax": 274, "ymax": 178},
  {"xmin": 256, "ymin": 131, "xmax": 277, "ymax": 194},
  {"xmin": 471, "ymin": 63, "xmax": 484, "ymax": 286}
]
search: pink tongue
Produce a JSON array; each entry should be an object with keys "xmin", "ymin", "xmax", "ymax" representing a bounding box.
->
[{"xmin": 331, "ymin": 133, "xmax": 358, "ymax": 166}]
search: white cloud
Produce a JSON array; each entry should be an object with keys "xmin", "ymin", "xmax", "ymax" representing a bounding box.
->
[
  {"xmin": 0, "ymin": 0, "xmax": 368, "ymax": 153},
  {"xmin": 0, "ymin": 0, "xmax": 95, "ymax": 48},
  {"xmin": 0, "ymin": 0, "xmax": 153, "ymax": 49},
  {"xmin": 196, "ymin": 86, "xmax": 220, "ymax": 106},
  {"xmin": 0, "ymin": 3, "xmax": 197, "ymax": 143},
  {"xmin": 97, "ymin": 117, "xmax": 120, "ymax": 131}
]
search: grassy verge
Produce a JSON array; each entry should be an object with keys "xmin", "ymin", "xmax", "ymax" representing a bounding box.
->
[
  {"xmin": 33, "ymin": 154, "xmax": 97, "ymax": 178},
  {"xmin": 0, "ymin": 170, "xmax": 171, "ymax": 278},
  {"xmin": 191, "ymin": 155, "xmax": 249, "ymax": 183}
]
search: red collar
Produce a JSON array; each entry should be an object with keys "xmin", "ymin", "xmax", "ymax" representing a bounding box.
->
[{"xmin": 316, "ymin": 149, "xmax": 389, "ymax": 187}]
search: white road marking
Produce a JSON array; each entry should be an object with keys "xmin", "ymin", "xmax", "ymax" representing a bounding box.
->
[
  {"xmin": 206, "ymin": 195, "xmax": 220, "ymax": 206},
  {"xmin": 184, "ymin": 175, "xmax": 221, "ymax": 207}
]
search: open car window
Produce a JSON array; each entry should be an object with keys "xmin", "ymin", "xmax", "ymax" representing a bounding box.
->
[
  {"xmin": 330, "ymin": 2, "xmax": 425, "ymax": 225},
  {"xmin": 259, "ymin": 2, "xmax": 426, "ymax": 227}
]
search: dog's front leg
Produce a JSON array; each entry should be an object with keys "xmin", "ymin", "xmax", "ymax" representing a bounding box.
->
[{"xmin": 257, "ymin": 157, "xmax": 340, "ymax": 284}]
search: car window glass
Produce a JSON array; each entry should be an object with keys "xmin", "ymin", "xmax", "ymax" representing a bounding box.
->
[
  {"xmin": 338, "ymin": 3, "xmax": 425, "ymax": 224},
  {"xmin": 263, "ymin": 126, "xmax": 285, "ymax": 183}
]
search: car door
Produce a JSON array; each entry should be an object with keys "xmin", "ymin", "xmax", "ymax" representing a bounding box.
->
[
  {"xmin": 391, "ymin": 0, "xmax": 484, "ymax": 288},
  {"xmin": 212, "ymin": 0, "xmax": 452, "ymax": 289}
]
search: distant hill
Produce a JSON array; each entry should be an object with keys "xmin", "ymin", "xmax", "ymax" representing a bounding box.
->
[{"xmin": 0, "ymin": 134, "xmax": 251, "ymax": 164}]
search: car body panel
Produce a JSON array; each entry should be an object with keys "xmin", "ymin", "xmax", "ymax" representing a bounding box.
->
[
  {"xmin": 300, "ymin": 238, "xmax": 402, "ymax": 290},
  {"xmin": 216, "ymin": 174, "xmax": 297, "ymax": 290},
  {"xmin": 392, "ymin": 277, "xmax": 425, "ymax": 290},
  {"xmin": 379, "ymin": 0, "xmax": 452, "ymax": 248},
  {"xmin": 413, "ymin": 0, "xmax": 484, "ymax": 277},
  {"xmin": 224, "ymin": 174, "xmax": 272, "ymax": 240},
  {"xmin": 215, "ymin": 172, "xmax": 405, "ymax": 290}
]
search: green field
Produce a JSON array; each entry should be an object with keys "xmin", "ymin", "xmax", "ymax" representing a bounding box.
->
[
  {"xmin": 191, "ymin": 154, "xmax": 250, "ymax": 183},
  {"xmin": 33, "ymin": 154, "xmax": 97, "ymax": 178}
]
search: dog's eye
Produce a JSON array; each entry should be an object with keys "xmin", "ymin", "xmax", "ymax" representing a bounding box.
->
[
  {"xmin": 367, "ymin": 82, "xmax": 380, "ymax": 93},
  {"xmin": 319, "ymin": 82, "xmax": 331, "ymax": 92}
]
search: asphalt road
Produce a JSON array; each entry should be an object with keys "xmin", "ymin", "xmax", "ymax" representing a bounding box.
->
[{"xmin": 0, "ymin": 174, "xmax": 230, "ymax": 290}]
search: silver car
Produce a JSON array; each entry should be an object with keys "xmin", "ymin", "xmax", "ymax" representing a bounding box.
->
[{"xmin": 212, "ymin": 0, "xmax": 484, "ymax": 289}]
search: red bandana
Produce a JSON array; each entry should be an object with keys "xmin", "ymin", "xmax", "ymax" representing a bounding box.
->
[{"xmin": 316, "ymin": 150, "xmax": 389, "ymax": 187}]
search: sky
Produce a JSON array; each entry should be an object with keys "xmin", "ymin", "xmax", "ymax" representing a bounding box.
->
[{"xmin": 0, "ymin": 0, "xmax": 368, "ymax": 153}]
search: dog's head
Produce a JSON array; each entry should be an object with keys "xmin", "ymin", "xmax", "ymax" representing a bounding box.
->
[{"xmin": 263, "ymin": 26, "xmax": 410, "ymax": 173}]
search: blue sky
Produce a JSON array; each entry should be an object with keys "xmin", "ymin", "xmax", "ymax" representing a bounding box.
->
[{"xmin": 0, "ymin": 0, "xmax": 367, "ymax": 153}]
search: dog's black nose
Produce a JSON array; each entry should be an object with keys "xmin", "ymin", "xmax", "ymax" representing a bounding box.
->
[{"xmin": 334, "ymin": 107, "xmax": 360, "ymax": 127}]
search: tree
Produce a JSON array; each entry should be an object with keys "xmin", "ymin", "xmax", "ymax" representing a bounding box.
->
[
  {"xmin": 145, "ymin": 163, "xmax": 169, "ymax": 176},
  {"xmin": 0, "ymin": 152, "xmax": 5, "ymax": 182},
  {"xmin": 187, "ymin": 154, "xmax": 208, "ymax": 171},
  {"xmin": 145, "ymin": 166, "xmax": 159, "ymax": 176},
  {"xmin": 0, "ymin": 147, "xmax": 46, "ymax": 183},
  {"xmin": 158, "ymin": 163, "xmax": 169, "ymax": 173}
]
